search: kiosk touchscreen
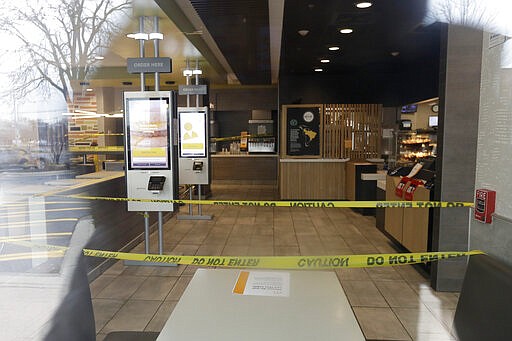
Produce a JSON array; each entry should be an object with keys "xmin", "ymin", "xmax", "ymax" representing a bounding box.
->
[
  {"xmin": 178, "ymin": 107, "xmax": 209, "ymax": 185},
  {"xmin": 124, "ymin": 91, "xmax": 177, "ymax": 212}
]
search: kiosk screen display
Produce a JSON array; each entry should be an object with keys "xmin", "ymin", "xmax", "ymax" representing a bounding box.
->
[
  {"xmin": 179, "ymin": 111, "xmax": 206, "ymax": 158},
  {"xmin": 126, "ymin": 97, "xmax": 170, "ymax": 169}
]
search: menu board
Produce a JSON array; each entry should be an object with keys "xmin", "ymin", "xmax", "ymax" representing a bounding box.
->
[
  {"xmin": 286, "ymin": 106, "xmax": 321, "ymax": 156},
  {"xmin": 126, "ymin": 97, "xmax": 170, "ymax": 169},
  {"xmin": 179, "ymin": 111, "xmax": 207, "ymax": 158}
]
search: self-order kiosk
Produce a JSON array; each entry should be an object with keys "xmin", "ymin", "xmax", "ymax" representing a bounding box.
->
[
  {"xmin": 124, "ymin": 91, "xmax": 178, "ymax": 212},
  {"xmin": 178, "ymin": 107, "xmax": 209, "ymax": 185}
]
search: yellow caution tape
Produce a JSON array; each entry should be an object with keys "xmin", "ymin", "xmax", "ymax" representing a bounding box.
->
[
  {"xmin": 82, "ymin": 249, "xmax": 484, "ymax": 269},
  {"xmin": 52, "ymin": 194, "xmax": 474, "ymax": 208},
  {"xmin": 1, "ymin": 238, "xmax": 484, "ymax": 268}
]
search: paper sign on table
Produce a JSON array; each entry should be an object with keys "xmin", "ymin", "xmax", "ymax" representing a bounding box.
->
[{"xmin": 233, "ymin": 271, "xmax": 290, "ymax": 297}]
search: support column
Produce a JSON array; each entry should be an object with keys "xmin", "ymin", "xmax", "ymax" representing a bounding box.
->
[{"xmin": 431, "ymin": 24, "xmax": 483, "ymax": 291}]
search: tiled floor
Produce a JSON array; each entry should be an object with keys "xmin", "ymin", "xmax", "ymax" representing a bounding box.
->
[{"xmin": 92, "ymin": 184, "xmax": 459, "ymax": 341}]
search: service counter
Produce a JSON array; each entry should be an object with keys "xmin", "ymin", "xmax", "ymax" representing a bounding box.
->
[
  {"xmin": 384, "ymin": 175, "xmax": 431, "ymax": 253},
  {"xmin": 211, "ymin": 154, "xmax": 278, "ymax": 185},
  {"xmin": 279, "ymin": 159, "xmax": 348, "ymax": 200}
]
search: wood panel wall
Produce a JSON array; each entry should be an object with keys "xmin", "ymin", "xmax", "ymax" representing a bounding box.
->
[
  {"xmin": 323, "ymin": 103, "xmax": 382, "ymax": 160},
  {"xmin": 280, "ymin": 161, "xmax": 346, "ymax": 199}
]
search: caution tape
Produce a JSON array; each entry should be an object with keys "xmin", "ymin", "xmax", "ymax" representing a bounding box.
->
[
  {"xmin": 82, "ymin": 249, "xmax": 484, "ymax": 269},
  {"xmin": 1, "ymin": 238, "xmax": 484, "ymax": 268},
  {"xmin": 50, "ymin": 194, "xmax": 474, "ymax": 208}
]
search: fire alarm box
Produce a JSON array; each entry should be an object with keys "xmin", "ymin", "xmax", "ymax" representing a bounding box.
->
[
  {"xmin": 395, "ymin": 177, "xmax": 410, "ymax": 198},
  {"xmin": 404, "ymin": 179, "xmax": 422, "ymax": 201},
  {"xmin": 474, "ymin": 189, "xmax": 496, "ymax": 223}
]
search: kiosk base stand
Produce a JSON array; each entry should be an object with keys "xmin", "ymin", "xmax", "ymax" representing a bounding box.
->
[
  {"xmin": 124, "ymin": 211, "xmax": 177, "ymax": 267},
  {"xmin": 177, "ymin": 184, "xmax": 213, "ymax": 220}
]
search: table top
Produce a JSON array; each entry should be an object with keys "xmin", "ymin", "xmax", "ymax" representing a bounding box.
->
[{"xmin": 156, "ymin": 268, "xmax": 365, "ymax": 341}]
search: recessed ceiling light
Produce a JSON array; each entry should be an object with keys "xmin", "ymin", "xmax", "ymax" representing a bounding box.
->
[
  {"xmin": 391, "ymin": 51, "xmax": 400, "ymax": 57},
  {"xmin": 356, "ymin": 2, "xmax": 373, "ymax": 9},
  {"xmin": 86, "ymin": 88, "xmax": 93, "ymax": 92},
  {"xmin": 320, "ymin": 59, "xmax": 330, "ymax": 63},
  {"xmin": 340, "ymin": 28, "xmax": 353, "ymax": 34},
  {"xmin": 94, "ymin": 56, "xmax": 104, "ymax": 60},
  {"xmin": 298, "ymin": 29, "xmax": 309, "ymax": 37},
  {"xmin": 314, "ymin": 68, "xmax": 323, "ymax": 72},
  {"xmin": 328, "ymin": 46, "xmax": 340, "ymax": 51}
]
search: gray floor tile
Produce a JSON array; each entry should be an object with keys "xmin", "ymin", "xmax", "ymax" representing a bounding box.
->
[
  {"xmin": 92, "ymin": 298, "xmax": 124, "ymax": 332},
  {"xmin": 393, "ymin": 307, "xmax": 454, "ymax": 340},
  {"xmin": 353, "ymin": 307, "xmax": 411, "ymax": 340},
  {"xmin": 90, "ymin": 275, "xmax": 117, "ymax": 298},
  {"xmin": 132, "ymin": 276, "xmax": 178, "ymax": 301},
  {"xmin": 100, "ymin": 299, "xmax": 161, "ymax": 334},
  {"xmin": 375, "ymin": 280, "xmax": 422, "ymax": 308},
  {"xmin": 165, "ymin": 275, "xmax": 193, "ymax": 301},
  {"xmin": 145, "ymin": 300, "xmax": 179, "ymax": 332},
  {"xmin": 95, "ymin": 275, "xmax": 146, "ymax": 300},
  {"xmin": 341, "ymin": 280, "xmax": 389, "ymax": 307}
]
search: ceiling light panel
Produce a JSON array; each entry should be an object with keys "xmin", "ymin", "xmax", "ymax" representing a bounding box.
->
[{"xmin": 356, "ymin": 2, "xmax": 373, "ymax": 9}]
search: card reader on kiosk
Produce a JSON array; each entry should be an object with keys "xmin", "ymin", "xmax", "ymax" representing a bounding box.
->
[
  {"xmin": 148, "ymin": 176, "xmax": 166, "ymax": 192},
  {"xmin": 192, "ymin": 161, "xmax": 203, "ymax": 171}
]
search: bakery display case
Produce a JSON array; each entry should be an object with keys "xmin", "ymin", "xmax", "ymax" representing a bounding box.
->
[{"xmin": 397, "ymin": 131, "xmax": 437, "ymax": 165}]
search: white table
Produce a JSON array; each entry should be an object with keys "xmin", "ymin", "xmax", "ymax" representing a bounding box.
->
[{"xmin": 157, "ymin": 268, "xmax": 365, "ymax": 341}]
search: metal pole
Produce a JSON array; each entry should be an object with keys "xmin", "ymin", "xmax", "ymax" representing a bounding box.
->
[
  {"xmin": 158, "ymin": 211, "xmax": 163, "ymax": 254},
  {"xmin": 144, "ymin": 212, "xmax": 150, "ymax": 254},
  {"xmin": 186, "ymin": 59, "xmax": 190, "ymax": 107},
  {"xmin": 195, "ymin": 59, "xmax": 200, "ymax": 107},
  {"xmin": 189, "ymin": 185, "xmax": 193, "ymax": 215},
  {"xmin": 153, "ymin": 16, "xmax": 160, "ymax": 91},
  {"xmin": 198, "ymin": 184, "xmax": 202, "ymax": 215},
  {"xmin": 139, "ymin": 16, "xmax": 145, "ymax": 91}
]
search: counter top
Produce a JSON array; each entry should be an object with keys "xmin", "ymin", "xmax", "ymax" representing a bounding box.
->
[
  {"xmin": 212, "ymin": 153, "xmax": 278, "ymax": 158},
  {"xmin": 280, "ymin": 158, "xmax": 350, "ymax": 163}
]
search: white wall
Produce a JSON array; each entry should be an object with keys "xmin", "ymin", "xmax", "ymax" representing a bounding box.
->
[{"xmin": 471, "ymin": 32, "xmax": 512, "ymax": 264}]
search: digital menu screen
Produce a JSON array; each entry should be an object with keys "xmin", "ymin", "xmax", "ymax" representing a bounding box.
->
[
  {"xmin": 179, "ymin": 111, "xmax": 206, "ymax": 158},
  {"xmin": 126, "ymin": 97, "xmax": 170, "ymax": 169}
]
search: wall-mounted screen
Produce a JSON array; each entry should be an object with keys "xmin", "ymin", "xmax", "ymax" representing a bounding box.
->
[
  {"xmin": 429, "ymin": 115, "xmax": 438, "ymax": 128},
  {"xmin": 401, "ymin": 104, "xmax": 418, "ymax": 113},
  {"xmin": 125, "ymin": 97, "xmax": 170, "ymax": 169},
  {"xmin": 179, "ymin": 111, "xmax": 207, "ymax": 158}
]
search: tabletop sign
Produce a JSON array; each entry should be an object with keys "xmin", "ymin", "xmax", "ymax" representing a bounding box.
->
[
  {"xmin": 286, "ymin": 106, "xmax": 321, "ymax": 156},
  {"xmin": 127, "ymin": 57, "xmax": 172, "ymax": 73},
  {"xmin": 233, "ymin": 271, "xmax": 290, "ymax": 297},
  {"xmin": 178, "ymin": 84, "xmax": 208, "ymax": 95}
]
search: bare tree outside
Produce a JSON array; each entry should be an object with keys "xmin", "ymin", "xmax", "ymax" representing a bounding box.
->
[
  {"xmin": 427, "ymin": 0, "xmax": 497, "ymax": 32},
  {"xmin": 0, "ymin": 0, "xmax": 131, "ymax": 166},
  {"xmin": 0, "ymin": 0, "xmax": 132, "ymax": 104}
]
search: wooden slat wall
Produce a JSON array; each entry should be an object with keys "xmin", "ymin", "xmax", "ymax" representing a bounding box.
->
[
  {"xmin": 327, "ymin": 103, "xmax": 382, "ymax": 160},
  {"xmin": 284, "ymin": 103, "xmax": 381, "ymax": 160}
]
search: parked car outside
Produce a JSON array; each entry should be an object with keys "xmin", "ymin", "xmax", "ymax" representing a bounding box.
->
[{"xmin": 0, "ymin": 146, "xmax": 50, "ymax": 170}]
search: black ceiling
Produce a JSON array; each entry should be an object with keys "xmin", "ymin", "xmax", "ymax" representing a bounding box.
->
[
  {"xmin": 187, "ymin": 0, "xmax": 440, "ymax": 97},
  {"xmin": 189, "ymin": 0, "xmax": 271, "ymax": 84}
]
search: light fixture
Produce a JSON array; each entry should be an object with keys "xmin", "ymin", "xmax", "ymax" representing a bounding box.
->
[
  {"xmin": 356, "ymin": 2, "xmax": 373, "ymax": 9},
  {"xmin": 391, "ymin": 51, "xmax": 400, "ymax": 57},
  {"xmin": 298, "ymin": 29, "xmax": 310, "ymax": 37},
  {"xmin": 314, "ymin": 68, "xmax": 323, "ymax": 72},
  {"xmin": 328, "ymin": 46, "xmax": 340, "ymax": 51},
  {"xmin": 126, "ymin": 33, "xmax": 149, "ymax": 40},
  {"xmin": 183, "ymin": 69, "xmax": 193, "ymax": 77},
  {"xmin": 86, "ymin": 88, "xmax": 93, "ymax": 92},
  {"xmin": 94, "ymin": 56, "xmax": 104, "ymax": 60},
  {"xmin": 340, "ymin": 28, "xmax": 353, "ymax": 34},
  {"xmin": 149, "ymin": 32, "xmax": 164, "ymax": 40},
  {"xmin": 320, "ymin": 59, "xmax": 330, "ymax": 63},
  {"xmin": 192, "ymin": 69, "xmax": 203, "ymax": 75}
]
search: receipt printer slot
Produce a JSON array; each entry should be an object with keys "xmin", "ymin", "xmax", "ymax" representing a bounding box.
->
[
  {"xmin": 148, "ymin": 176, "xmax": 166, "ymax": 191},
  {"xmin": 192, "ymin": 161, "xmax": 203, "ymax": 171}
]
